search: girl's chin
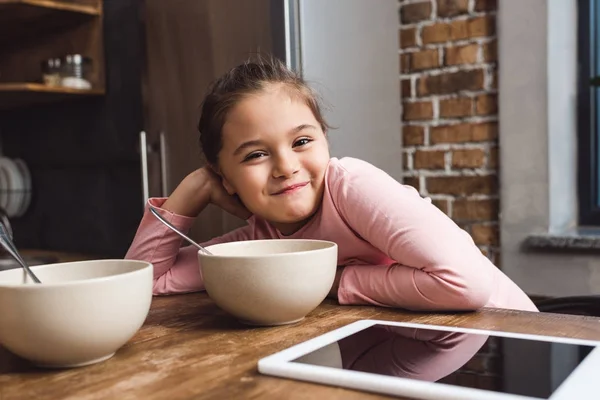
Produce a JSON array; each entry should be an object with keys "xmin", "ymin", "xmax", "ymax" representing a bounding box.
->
[{"xmin": 268, "ymin": 211, "xmax": 315, "ymax": 229}]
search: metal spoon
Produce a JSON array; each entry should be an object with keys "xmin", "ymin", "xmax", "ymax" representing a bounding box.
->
[
  {"xmin": 149, "ymin": 207, "xmax": 213, "ymax": 255},
  {"xmin": 0, "ymin": 215, "xmax": 41, "ymax": 283}
]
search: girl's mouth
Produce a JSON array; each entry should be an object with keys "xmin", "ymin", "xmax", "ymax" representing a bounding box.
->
[{"xmin": 273, "ymin": 182, "xmax": 309, "ymax": 195}]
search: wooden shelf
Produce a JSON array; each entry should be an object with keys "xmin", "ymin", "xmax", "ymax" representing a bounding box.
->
[
  {"xmin": 0, "ymin": 0, "xmax": 101, "ymax": 15},
  {"xmin": 0, "ymin": 1, "xmax": 101, "ymax": 49},
  {"xmin": 0, "ymin": 83, "xmax": 104, "ymax": 109}
]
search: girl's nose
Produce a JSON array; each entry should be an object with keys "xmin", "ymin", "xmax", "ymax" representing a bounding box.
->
[{"xmin": 272, "ymin": 152, "xmax": 299, "ymax": 178}]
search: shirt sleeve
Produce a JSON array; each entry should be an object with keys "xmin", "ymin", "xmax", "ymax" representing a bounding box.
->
[
  {"xmin": 332, "ymin": 159, "xmax": 494, "ymax": 311},
  {"xmin": 125, "ymin": 198, "xmax": 254, "ymax": 295}
]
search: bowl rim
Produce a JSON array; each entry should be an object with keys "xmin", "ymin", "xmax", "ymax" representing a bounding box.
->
[
  {"xmin": 0, "ymin": 259, "xmax": 153, "ymax": 289},
  {"xmin": 200, "ymin": 239, "xmax": 338, "ymax": 259}
]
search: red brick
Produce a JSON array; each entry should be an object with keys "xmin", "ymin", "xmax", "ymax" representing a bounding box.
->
[
  {"xmin": 401, "ymin": 79, "xmax": 411, "ymax": 98},
  {"xmin": 403, "ymin": 101, "xmax": 434, "ymax": 121},
  {"xmin": 440, "ymin": 97, "xmax": 472, "ymax": 118},
  {"xmin": 483, "ymin": 40, "xmax": 497, "ymax": 62},
  {"xmin": 401, "ymin": 2, "xmax": 433, "ymax": 24},
  {"xmin": 414, "ymin": 150, "xmax": 446, "ymax": 169},
  {"xmin": 475, "ymin": 0, "xmax": 497, "ymax": 12},
  {"xmin": 418, "ymin": 69, "xmax": 485, "ymax": 95},
  {"xmin": 422, "ymin": 17, "xmax": 495, "ymax": 44},
  {"xmin": 453, "ymin": 198, "xmax": 499, "ymax": 221},
  {"xmin": 432, "ymin": 198, "xmax": 449, "ymax": 214},
  {"xmin": 403, "ymin": 151, "xmax": 410, "ymax": 169},
  {"xmin": 475, "ymin": 94, "xmax": 498, "ymax": 115},
  {"xmin": 437, "ymin": 0, "xmax": 469, "ymax": 17},
  {"xmin": 452, "ymin": 148, "xmax": 486, "ymax": 168},
  {"xmin": 403, "ymin": 176, "xmax": 420, "ymax": 191},
  {"xmin": 445, "ymin": 43, "xmax": 479, "ymax": 66},
  {"xmin": 468, "ymin": 16, "xmax": 496, "ymax": 37},
  {"xmin": 403, "ymin": 125, "xmax": 425, "ymax": 146},
  {"xmin": 489, "ymin": 146, "xmax": 498, "ymax": 168},
  {"xmin": 430, "ymin": 122, "xmax": 498, "ymax": 144},
  {"xmin": 400, "ymin": 28, "xmax": 418, "ymax": 49},
  {"xmin": 491, "ymin": 70, "xmax": 498, "ymax": 89},
  {"xmin": 411, "ymin": 49, "xmax": 440, "ymax": 71},
  {"xmin": 471, "ymin": 224, "xmax": 499, "ymax": 245},
  {"xmin": 427, "ymin": 175, "xmax": 496, "ymax": 195},
  {"xmin": 493, "ymin": 251, "xmax": 501, "ymax": 268},
  {"xmin": 400, "ymin": 53, "xmax": 411, "ymax": 74},
  {"xmin": 422, "ymin": 21, "xmax": 465, "ymax": 44}
]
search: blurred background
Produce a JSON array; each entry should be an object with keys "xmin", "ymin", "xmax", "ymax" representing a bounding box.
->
[{"xmin": 0, "ymin": 0, "xmax": 599, "ymax": 306}]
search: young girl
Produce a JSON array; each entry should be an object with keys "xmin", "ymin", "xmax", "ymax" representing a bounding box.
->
[{"xmin": 126, "ymin": 59, "xmax": 537, "ymax": 312}]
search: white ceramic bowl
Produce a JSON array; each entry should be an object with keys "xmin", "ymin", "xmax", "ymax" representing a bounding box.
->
[
  {"xmin": 0, "ymin": 259, "xmax": 153, "ymax": 368},
  {"xmin": 199, "ymin": 239, "xmax": 338, "ymax": 326}
]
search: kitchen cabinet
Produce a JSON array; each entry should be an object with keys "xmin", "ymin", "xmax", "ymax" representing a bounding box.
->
[
  {"xmin": 0, "ymin": 0, "xmax": 142, "ymax": 257},
  {"xmin": 0, "ymin": 0, "xmax": 105, "ymax": 109},
  {"xmin": 0, "ymin": 0, "xmax": 285, "ymax": 256}
]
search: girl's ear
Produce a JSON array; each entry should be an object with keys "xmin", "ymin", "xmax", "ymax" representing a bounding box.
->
[{"xmin": 208, "ymin": 163, "xmax": 236, "ymax": 195}]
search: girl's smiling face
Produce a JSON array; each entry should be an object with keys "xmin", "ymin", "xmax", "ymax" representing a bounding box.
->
[{"xmin": 217, "ymin": 84, "xmax": 331, "ymax": 235}]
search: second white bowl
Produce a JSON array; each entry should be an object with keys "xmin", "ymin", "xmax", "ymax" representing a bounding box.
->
[{"xmin": 200, "ymin": 239, "xmax": 338, "ymax": 326}]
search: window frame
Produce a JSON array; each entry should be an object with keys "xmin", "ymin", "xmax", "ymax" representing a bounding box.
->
[{"xmin": 577, "ymin": 0, "xmax": 600, "ymax": 225}]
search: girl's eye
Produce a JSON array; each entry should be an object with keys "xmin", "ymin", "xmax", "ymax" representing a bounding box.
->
[
  {"xmin": 243, "ymin": 152, "xmax": 267, "ymax": 162},
  {"xmin": 293, "ymin": 138, "xmax": 312, "ymax": 147}
]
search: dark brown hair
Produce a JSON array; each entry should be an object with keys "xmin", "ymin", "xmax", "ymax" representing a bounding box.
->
[{"xmin": 198, "ymin": 56, "xmax": 330, "ymax": 165}]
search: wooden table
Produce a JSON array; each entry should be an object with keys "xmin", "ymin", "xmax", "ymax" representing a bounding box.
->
[{"xmin": 1, "ymin": 293, "xmax": 600, "ymax": 400}]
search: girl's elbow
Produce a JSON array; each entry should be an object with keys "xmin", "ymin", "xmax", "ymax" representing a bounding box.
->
[
  {"xmin": 458, "ymin": 274, "xmax": 494, "ymax": 310},
  {"xmin": 459, "ymin": 289, "xmax": 490, "ymax": 310},
  {"xmin": 152, "ymin": 274, "xmax": 171, "ymax": 296}
]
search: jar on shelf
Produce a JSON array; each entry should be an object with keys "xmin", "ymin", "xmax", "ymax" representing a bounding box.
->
[
  {"xmin": 41, "ymin": 58, "xmax": 62, "ymax": 87},
  {"xmin": 60, "ymin": 54, "xmax": 93, "ymax": 90}
]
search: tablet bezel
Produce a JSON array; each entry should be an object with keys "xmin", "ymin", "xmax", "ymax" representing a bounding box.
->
[{"xmin": 257, "ymin": 319, "xmax": 600, "ymax": 400}]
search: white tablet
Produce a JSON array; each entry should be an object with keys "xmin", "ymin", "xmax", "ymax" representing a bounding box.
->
[{"xmin": 258, "ymin": 319, "xmax": 600, "ymax": 400}]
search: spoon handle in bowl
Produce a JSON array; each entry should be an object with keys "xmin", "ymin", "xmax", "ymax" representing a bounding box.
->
[
  {"xmin": 149, "ymin": 207, "xmax": 213, "ymax": 255},
  {"xmin": 0, "ymin": 220, "xmax": 41, "ymax": 283}
]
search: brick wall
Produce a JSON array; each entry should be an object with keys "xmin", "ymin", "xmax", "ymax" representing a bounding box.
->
[
  {"xmin": 399, "ymin": 0, "xmax": 499, "ymax": 264},
  {"xmin": 398, "ymin": 0, "xmax": 501, "ymax": 388}
]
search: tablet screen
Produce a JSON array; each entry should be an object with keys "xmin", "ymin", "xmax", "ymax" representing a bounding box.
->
[{"xmin": 291, "ymin": 324, "xmax": 595, "ymax": 399}]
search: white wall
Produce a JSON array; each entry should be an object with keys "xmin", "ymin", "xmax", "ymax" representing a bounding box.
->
[
  {"xmin": 297, "ymin": 0, "xmax": 402, "ymax": 181},
  {"xmin": 499, "ymin": 0, "xmax": 600, "ymax": 296}
]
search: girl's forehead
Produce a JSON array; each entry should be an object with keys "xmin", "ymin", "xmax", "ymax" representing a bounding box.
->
[{"xmin": 225, "ymin": 89, "xmax": 317, "ymax": 132}]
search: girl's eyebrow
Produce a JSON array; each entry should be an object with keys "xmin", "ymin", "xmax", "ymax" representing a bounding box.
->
[
  {"xmin": 233, "ymin": 124, "xmax": 317, "ymax": 156},
  {"xmin": 290, "ymin": 124, "xmax": 317, "ymax": 134},
  {"xmin": 233, "ymin": 140, "xmax": 264, "ymax": 156}
]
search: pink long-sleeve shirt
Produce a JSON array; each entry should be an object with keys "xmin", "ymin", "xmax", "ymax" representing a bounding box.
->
[{"xmin": 125, "ymin": 157, "xmax": 538, "ymax": 312}]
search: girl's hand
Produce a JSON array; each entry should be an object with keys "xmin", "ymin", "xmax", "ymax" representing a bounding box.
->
[
  {"xmin": 205, "ymin": 168, "xmax": 252, "ymax": 220},
  {"xmin": 161, "ymin": 167, "xmax": 251, "ymax": 220}
]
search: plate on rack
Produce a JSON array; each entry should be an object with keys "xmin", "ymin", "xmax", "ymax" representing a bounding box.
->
[
  {"xmin": 0, "ymin": 157, "xmax": 24, "ymax": 218},
  {"xmin": 13, "ymin": 159, "xmax": 31, "ymax": 217},
  {"xmin": 0, "ymin": 165, "xmax": 8, "ymax": 212}
]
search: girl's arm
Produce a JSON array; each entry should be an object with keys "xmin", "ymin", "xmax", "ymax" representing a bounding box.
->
[
  {"xmin": 332, "ymin": 159, "xmax": 494, "ymax": 311},
  {"xmin": 125, "ymin": 167, "xmax": 252, "ymax": 295},
  {"xmin": 125, "ymin": 198, "xmax": 253, "ymax": 295}
]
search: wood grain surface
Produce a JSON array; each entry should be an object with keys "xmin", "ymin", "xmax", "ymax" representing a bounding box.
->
[{"xmin": 1, "ymin": 293, "xmax": 600, "ymax": 400}]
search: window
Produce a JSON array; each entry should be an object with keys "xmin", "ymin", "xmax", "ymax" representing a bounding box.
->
[{"xmin": 579, "ymin": 0, "xmax": 600, "ymax": 225}]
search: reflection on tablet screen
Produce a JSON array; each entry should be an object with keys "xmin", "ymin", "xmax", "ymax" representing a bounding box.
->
[{"xmin": 291, "ymin": 324, "xmax": 595, "ymax": 399}]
